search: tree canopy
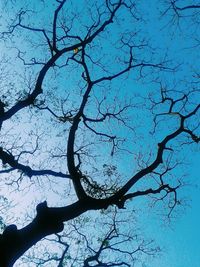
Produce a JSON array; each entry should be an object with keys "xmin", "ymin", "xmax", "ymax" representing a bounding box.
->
[{"xmin": 0, "ymin": 0, "xmax": 199, "ymax": 266}]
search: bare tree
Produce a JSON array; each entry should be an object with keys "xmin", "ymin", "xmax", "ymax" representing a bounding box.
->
[
  {"xmin": 22, "ymin": 208, "xmax": 159, "ymax": 266},
  {"xmin": 0, "ymin": 0, "xmax": 199, "ymax": 266},
  {"xmin": 162, "ymin": 0, "xmax": 200, "ymax": 30}
]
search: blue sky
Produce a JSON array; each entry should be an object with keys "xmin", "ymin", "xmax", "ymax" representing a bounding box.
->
[
  {"xmin": 142, "ymin": 155, "xmax": 200, "ymax": 267},
  {"xmin": 131, "ymin": 3, "xmax": 200, "ymax": 266},
  {"xmin": 0, "ymin": 0, "xmax": 199, "ymax": 266}
]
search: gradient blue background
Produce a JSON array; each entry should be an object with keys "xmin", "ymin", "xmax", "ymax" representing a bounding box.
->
[{"xmin": 0, "ymin": 1, "xmax": 199, "ymax": 266}]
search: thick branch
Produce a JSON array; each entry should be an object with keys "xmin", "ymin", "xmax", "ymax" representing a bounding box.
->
[
  {"xmin": 110, "ymin": 127, "xmax": 183, "ymax": 201},
  {"xmin": 67, "ymin": 84, "xmax": 93, "ymax": 200},
  {"xmin": 0, "ymin": 148, "xmax": 69, "ymax": 179},
  {"xmin": 0, "ymin": 197, "xmax": 113, "ymax": 267},
  {"xmin": 52, "ymin": 0, "xmax": 66, "ymax": 51}
]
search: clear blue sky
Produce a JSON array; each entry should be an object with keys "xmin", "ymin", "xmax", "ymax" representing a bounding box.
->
[
  {"xmin": 0, "ymin": 1, "xmax": 199, "ymax": 266},
  {"xmin": 132, "ymin": 2, "xmax": 200, "ymax": 266},
  {"xmin": 141, "ymin": 156, "xmax": 200, "ymax": 267}
]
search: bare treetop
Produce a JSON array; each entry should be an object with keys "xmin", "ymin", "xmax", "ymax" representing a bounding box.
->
[{"xmin": 0, "ymin": 0, "xmax": 199, "ymax": 266}]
